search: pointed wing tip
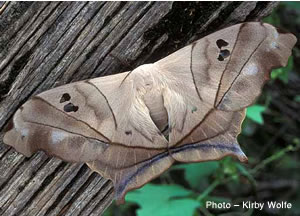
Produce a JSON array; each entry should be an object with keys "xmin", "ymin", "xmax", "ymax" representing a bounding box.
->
[
  {"xmin": 274, "ymin": 27, "xmax": 297, "ymax": 68},
  {"xmin": 276, "ymin": 27, "xmax": 297, "ymax": 44},
  {"xmin": 114, "ymin": 183, "xmax": 133, "ymax": 205},
  {"xmin": 234, "ymin": 146, "xmax": 248, "ymax": 163},
  {"xmin": 238, "ymin": 155, "xmax": 248, "ymax": 164},
  {"xmin": 115, "ymin": 195, "xmax": 126, "ymax": 205},
  {"xmin": 224, "ymin": 149, "xmax": 248, "ymax": 164}
]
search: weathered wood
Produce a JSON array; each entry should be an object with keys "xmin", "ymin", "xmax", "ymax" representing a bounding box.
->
[{"xmin": 0, "ymin": 2, "xmax": 278, "ymax": 215}]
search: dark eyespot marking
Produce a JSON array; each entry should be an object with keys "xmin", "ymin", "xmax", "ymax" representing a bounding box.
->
[
  {"xmin": 60, "ymin": 93, "xmax": 71, "ymax": 103},
  {"xmin": 64, "ymin": 103, "xmax": 79, "ymax": 112},
  {"xmin": 217, "ymin": 49, "xmax": 230, "ymax": 61},
  {"xmin": 216, "ymin": 39, "xmax": 229, "ymax": 49},
  {"xmin": 191, "ymin": 106, "xmax": 197, "ymax": 113},
  {"xmin": 125, "ymin": 131, "xmax": 132, "ymax": 135}
]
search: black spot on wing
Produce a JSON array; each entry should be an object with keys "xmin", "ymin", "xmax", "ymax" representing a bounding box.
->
[
  {"xmin": 191, "ymin": 106, "xmax": 197, "ymax": 113},
  {"xmin": 218, "ymin": 49, "xmax": 231, "ymax": 61},
  {"xmin": 125, "ymin": 131, "xmax": 132, "ymax": 135},
  {"xmin": 216, "ymin": 39, "xmax": 230, "ymax": 61},
  {"xmin": 216, "ymin": 39, "xmax": 229, "ymax": 49},
  {"xmin": 64, "ymin": 103, "xmax": 79, "ymax": 112},
  {"xmin": 60, "ymin": 93, "xmax": 71, "ymax": 103}
]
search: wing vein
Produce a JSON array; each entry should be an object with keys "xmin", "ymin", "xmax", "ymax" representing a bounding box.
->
[
  {"xmin": 33, "ymin": 96, "xmax": 111, "ymax": 141},
  {"xmin": 217, "ymin": 33, "xmax": 267, "ymax": 107},
  {"xmin": 24, "ymin": 120, "xmax": 167, "ymax": 151},
  {"xmin": 214, "ymin": 24, "xmax": 245, "ymax": 107},
  {"xmin": 190, "ymin": 42, "xmax": 203, "ymax": 101},
  {"xmin": 85, "ymin": 80, "xmax": 118, "ymax": 129}
]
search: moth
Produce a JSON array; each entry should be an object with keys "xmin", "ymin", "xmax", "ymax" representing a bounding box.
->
[{"xmin": 3, "ymin": 22, "xmax": 297, "ymax": 204}]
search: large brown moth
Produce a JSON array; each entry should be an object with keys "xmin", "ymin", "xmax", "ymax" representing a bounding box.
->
[{"xmin": 3, "ymin": 22, "xmax": 297, "ymax": 204}]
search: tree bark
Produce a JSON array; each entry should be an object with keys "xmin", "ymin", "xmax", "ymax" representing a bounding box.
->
[{"xmin": 0, "ymin": 2, "xmax": 279, "ymax": 216}]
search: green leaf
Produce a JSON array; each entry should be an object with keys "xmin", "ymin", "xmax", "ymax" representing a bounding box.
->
[
  {"xmin": 203, "ymin": 196, "xmax": 231, "ymax": 204},
  {"xmin": 221, "ymin": 157, "xmax": 238, "ymax": 179},
  {"xmin": 174, "ymin": 162, "xmax": 219, "ymax": 189},
  {"xmin": 271, "ymin": 56, "xmax": 293, "ymax": 83},
  {"xmin": 246, "ymin": 105, "xmax": 266, "ymax": 125},
  {"xmin": 138, "ymin": 199, "xmax": 200, "ymax": 216},
  {"xmin": 126, "ymin": 184, "xmax": 199, "ymax": 216}
]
